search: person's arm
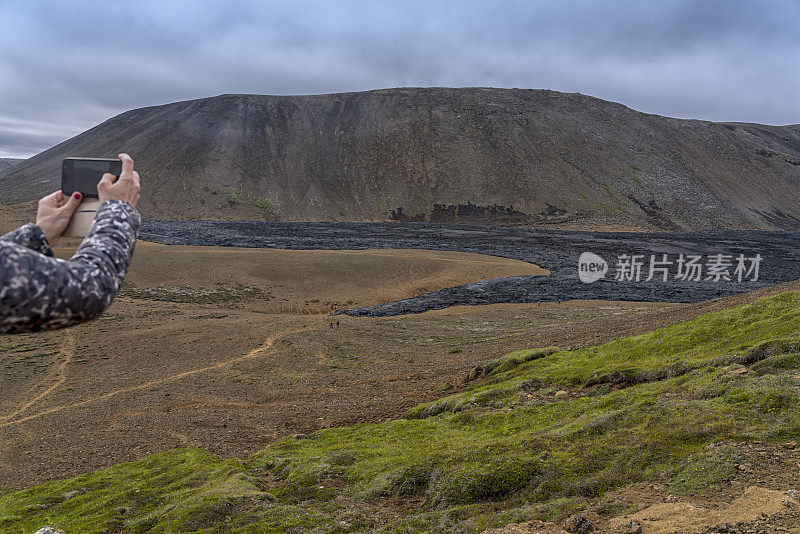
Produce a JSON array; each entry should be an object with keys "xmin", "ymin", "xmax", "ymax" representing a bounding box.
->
[
  {"xmin": 0, "ymin": 190, "xmax": 84, "ymax": 255},
  {"xmin": 0, "ymin": 153, "xmax": 141, "ymax": 334},
  {"xmin": 0, "ymin": 200, "xmax": 140, "ymax": 334},
  {"xmin": 0, "ymin": 223, "xmax": 55, "ymax": 256}
]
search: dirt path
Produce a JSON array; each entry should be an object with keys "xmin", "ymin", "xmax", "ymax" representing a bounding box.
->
[
  {"xmin": 0, "ymin": 332, "xmax": 75, "ymax": 424},
  {"xmin": 0, "ymin": 324, "xmax": 313, "ymax": 429}
]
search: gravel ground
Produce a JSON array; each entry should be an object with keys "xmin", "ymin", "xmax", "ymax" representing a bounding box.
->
[{"xmin": 140, "ymin": 221, "xmax": 800, "ymax": 315}]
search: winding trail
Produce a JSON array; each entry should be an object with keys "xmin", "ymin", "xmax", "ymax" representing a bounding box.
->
[
  {"xmin": 0, "ymin": 324, "xmax": 313, "ymax": 429},
  {"xmin": 0, "ymin": 332, "xmax": 75, "ymax": 424}
]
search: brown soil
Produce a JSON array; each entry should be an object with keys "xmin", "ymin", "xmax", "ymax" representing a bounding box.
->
[
  {"xmin": 0, "ymin": 200, "xmax": 35, "ymax": 234},
  {"xmin": 604, "ymin": 486, "xmax": 800, "ymax": 533},
  {"xmin": 119, "ymin": 241, "xmax": 548, "ymax": 313}
]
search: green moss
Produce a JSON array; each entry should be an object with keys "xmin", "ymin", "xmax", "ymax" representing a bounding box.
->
[
  {"xmin": 483, "ymin": 347, "xmax": 561, "ymax": 376},
  {"xmin": 669, "ymin": 446, "xmax": 739, "ymax": 493},
  {"xmin": 416, "ymin": 291, "xmax": 800, "ymax": 414},
  {"xmin": 0, "ymin": 448, "xmax": 263, "ymax": 533},
  {"xmin": 224, "ymin": 188, "xmax": 280, "ymax": 219},
  {"xmin": 227, "ymin": 188, "xmax": 244, "ymax": 204},
  {"xmin": 3, "ymin": 292, "xmax": 800, "ymax": 532},
  {"xmin": 250, "ymin": 196, "xmax": 279, "ymax": 219}
]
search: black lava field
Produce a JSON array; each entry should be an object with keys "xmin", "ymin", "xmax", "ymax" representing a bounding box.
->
[{"xmin": 140, "ymin": 221, "xmax": 800, "ymax": 316}]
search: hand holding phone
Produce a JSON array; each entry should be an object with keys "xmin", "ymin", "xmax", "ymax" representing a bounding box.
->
[
  {"xmin": 98, "ymin": 153, "xmax": 141, "ymax": 207},
  {"xmin": 60, "ymin": 154, "xmax": 140, "ymax": 238},
  {"xmin": 61, "ymin": 157, "xmax": 122, "ymax": 238},
  {"xmin": 35, "ymin": 190, "xmax": 84, "ymax": 246}
]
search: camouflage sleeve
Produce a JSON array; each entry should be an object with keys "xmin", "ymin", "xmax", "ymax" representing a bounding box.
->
[
  {"xmin": 0, "ymin": 200, "xmax": 140, "ymax": 334},
  {"xmin": 0, "ymin": 223, "xmax": 55, "ymax": 257}
]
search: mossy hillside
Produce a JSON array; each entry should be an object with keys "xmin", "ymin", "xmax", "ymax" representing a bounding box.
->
[
  {"xmin": 258, "ymin": 364, "xmax": 799, "ymax": 507},
  {"xmin": 481, "ymin": 347, "xmax": 561, "ymax": 377},
  {"xmin": 1, "ymin": 291, "xmax": 799, "ymax": 533},
  {"xmin": 0, "ymin": 448, "xmax": 267, "ymax": 533},
  {"xmin": 411, "ymin": 291, "xmax": 800, "ymax": 417}
]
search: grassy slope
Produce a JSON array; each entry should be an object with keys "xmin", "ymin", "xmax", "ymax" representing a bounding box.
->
[{"xmin": 2, "ymin": 292, "xmax": 800, "ymax": 533}]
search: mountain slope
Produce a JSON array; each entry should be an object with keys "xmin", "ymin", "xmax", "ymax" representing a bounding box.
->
[
  {"xmin": 0, "ymin": 158, "xmax": 22, "ymax": 172},
  {"xmin": 1, "ymin": 88, "xmax": 799, "ymax": 229}
]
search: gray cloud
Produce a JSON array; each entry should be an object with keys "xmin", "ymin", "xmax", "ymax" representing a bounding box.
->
[{"xmin": 1, "ymin": 0, "xmax": 799, "ymax": 158}]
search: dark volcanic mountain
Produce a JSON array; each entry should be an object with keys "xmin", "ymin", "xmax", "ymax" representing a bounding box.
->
[
  {"xmin": 0, "ymin": 158, "xmax": 22, "ymax": 172},
  {"xmin": 1, "ymin": 88, "xmax": 799, "ymax": 230}
]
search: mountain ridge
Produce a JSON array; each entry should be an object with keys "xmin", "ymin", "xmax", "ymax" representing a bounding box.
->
[
  {"xmin": 0, "ymin": 158, "xmax": 22, "ymax": 172},
  {"xmin": 1, "ymin": 87, "xmax": 799, "ymax": 230}
]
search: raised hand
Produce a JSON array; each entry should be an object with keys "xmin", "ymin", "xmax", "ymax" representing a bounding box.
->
[
  {"xmin": 35, "ymin": 190, "xmax": 83, "ymax": 246},
  {"xmin": 98, "ymin": 153, "xmax": 141, "ymax": 207}
]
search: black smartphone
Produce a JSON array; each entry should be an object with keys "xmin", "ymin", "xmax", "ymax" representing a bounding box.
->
[{"xmin": 61, "ymin": 157, "xmax": 122, "ymax": 197}]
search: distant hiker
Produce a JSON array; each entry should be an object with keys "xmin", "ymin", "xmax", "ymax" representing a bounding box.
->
[
  {"xmin": 336, "ymin": 320, "xmax": 340, "ymax": 328},
  {"xmin": 0, "ymin": 153, "xmax": 141, "ymax": 334},
  {"xmin": 330, "ymin": 322, "xmax": 334, "ymax": 328}
]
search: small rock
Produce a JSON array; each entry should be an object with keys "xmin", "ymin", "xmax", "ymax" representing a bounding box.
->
[
  {"xmin": 786, "ymin": 489, "xmax": 800, "ymax": 501},
  {"xmin": 614, "ymin": 519, "xmax": 642, "ymax": 534},
  {"xmin": 555, "ymin": 390, "xmax": 569, "ymax": 398},
  {"xmin": 665, "ymin": 495, "xmax": 679, "ymax": 503},
  {"xmin": 34, "ymin": 528, "xmax": 65, "ymax": 534},
  {"xmin": 727, "ymin": 368, "xmax": 748, "ymax": 375},
  {"xmin": 564, "ymin": 513, "xmax": 594, "ymax": 533}
]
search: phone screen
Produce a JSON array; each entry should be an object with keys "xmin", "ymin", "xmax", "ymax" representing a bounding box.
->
[{"xmin": 61, "ymin": 158, "xmax": 122, "ymax": 197}]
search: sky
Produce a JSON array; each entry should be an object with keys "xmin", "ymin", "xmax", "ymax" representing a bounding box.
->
[{"xmin": 1, "ymin": 0, "xmax": 799, "ymax": 158}]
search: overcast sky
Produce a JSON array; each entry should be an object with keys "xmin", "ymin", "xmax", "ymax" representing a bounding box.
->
[{"xmin": 1, "ymin": 0, "xmax": 799, "ymax": 158}]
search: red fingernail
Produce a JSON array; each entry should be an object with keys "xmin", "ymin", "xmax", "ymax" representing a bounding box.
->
[{"xmin": 73, "ymin": 192, "xmax": 81, "ymax": 199}]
